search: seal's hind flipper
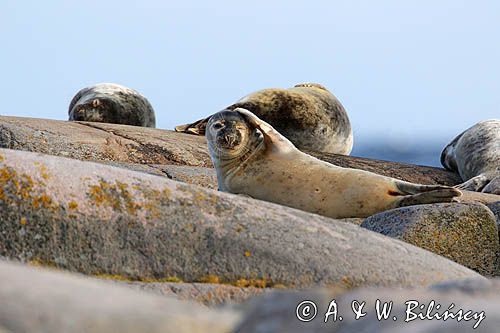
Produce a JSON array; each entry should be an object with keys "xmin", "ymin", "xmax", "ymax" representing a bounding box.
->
[
  {"xmin": 455, "ymin": 174, "xmax": 491, "ymax": 192},
  {"xmin": 175, "ymin": 116, "xmax": 212, "ymax": 135},
  {"xmin": 393, "ymin": 181, "xmax": 462, "ymax": 207}
]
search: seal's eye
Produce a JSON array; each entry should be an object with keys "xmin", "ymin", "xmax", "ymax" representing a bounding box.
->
[{"xmin": 213, "ymin": 122, "xmax": 223, "ymax": 130}]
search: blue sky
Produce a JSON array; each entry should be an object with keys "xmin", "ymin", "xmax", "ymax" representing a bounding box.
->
[{"xmin": 1, "ymin": 1, "xmax": 499, "ymax": 147}]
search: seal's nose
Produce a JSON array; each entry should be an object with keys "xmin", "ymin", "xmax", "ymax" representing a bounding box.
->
[{"xmin": 225, "ymin": 134, "xmax": 235, "ymax": 146}]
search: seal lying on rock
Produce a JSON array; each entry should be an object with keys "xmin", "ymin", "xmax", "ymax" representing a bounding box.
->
[
  {"xmin": 176, "ymin": 83, "xmax": 353, "ymax": 154},
  {"xmin": 441, "ymin": 120, "xmax": 499, "ymax": 194},
  {"xmin": 207, "ymin": 109, "xmax": 461, "ymax": 219},
  {"xmin": 68, "ymin": 83, "xmax": 156, "ymax": 128}
]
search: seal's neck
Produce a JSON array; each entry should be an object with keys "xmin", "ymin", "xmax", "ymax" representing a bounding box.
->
[{"xmin": 212, "ymin": 140, "xmax": 266, "ymax": 189}]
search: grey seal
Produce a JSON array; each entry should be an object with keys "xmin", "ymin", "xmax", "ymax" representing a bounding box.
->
[
  {"xmin": 69, "ymin": 83, "xmax": 156, "ymax": 128},
  {"xmin": 206, "ymin": 109, "xmax": 461, "ymax": 219},
  {"xmin": 441, "ymin": 119, "xmax": 499, "ymax": 194},
  {"xmin": 176, "ymin": 83, "xmax": 353, "ymax": 155}
]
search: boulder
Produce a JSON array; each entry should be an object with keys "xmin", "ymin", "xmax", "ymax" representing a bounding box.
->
[
  {"xmin": 362, "ymin": 203, "xmax": 499, "ymax": 276},
  {"xmin": 0, "ymin": 148, "xmax": 482, "ymax": 288},
  {"xmin": 0, "ymin": 115, "xmax": 462, "ymax": 185},
  {"xmin": 234, "ymin": 278, "xmax": 500, "ymax": 333},
  {"xmin": 119, "ymin": 281, "xmax": 269, "ymax": 306},
  {"xmin": 0, "ymin": 259, "xmax": 238, "ymax": 333}
]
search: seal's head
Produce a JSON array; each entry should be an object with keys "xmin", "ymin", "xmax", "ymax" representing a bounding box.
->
[
  {"xmin": 69, "ymin": 97, "xmax": 120, "ymax": 123},
  {"xmin": 206, "ymin": 109, "xmax": 263, "ymax": 162}
]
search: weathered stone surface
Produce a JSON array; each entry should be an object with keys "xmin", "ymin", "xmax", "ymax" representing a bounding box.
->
[
  {"xmin": 339, "ymin": 218, "xmax": 365, "ymax": 226},
  {"xmin": 104, "ymin": 162, "xmax": 218, "ymax": 189},
  {"xmin": 458, "ymin": 190, "xmax": 500, "ymax": 205},
  {"xmin": 488, "ymin": 201, "xmax": 500, "ymax": 244},
  {"xmin": 0, "ymin": 259, "xmax": 238, "ymax": 333},
  {"xmin": 0, "ymin": 148, "xmax": 482, "ymax": 288},
  {"xmin": 305, "ymin": 149, "xmax": 462, "ymax": 185},
  {"xmin": 0, "ymin": 116, "xmax": 212, "ymax": 166},
  {"xmin": 0, "ymin": 115, "xmax": 462, "ymax": 186},
  {"xmin": 362, "ymin": 203, "xmax": 499, "ymax": 276},
  {"xmin": 234, "ymin": 278, "xmax": 500, "ymax": 333},
  {"xmin": 487, "ymin": 201, "xmax": 500, "ymax": 225},
  {"xmin": 119, "ymin": 281, "xmax": 269, "ymax": 306}
]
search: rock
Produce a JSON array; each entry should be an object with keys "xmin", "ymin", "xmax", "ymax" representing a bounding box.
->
[
  {"xmin": 339, "ymin": 218, "xmax": 365, "ymax": 226},
  {"xmin": 234, "ymin": 278, "xmax": 500, "ymax": 333},
  {"xmin": 0, "ymin": 115, "xmax": 212, "ymax": 167},
  {"xmin": 458, "ymin": 190, "xmax": 500, "ymax": 205},
  {"xmin": 362, "ymin": 203, "xmax": 499, "ymax": 276},
  {"xmin": 487, "ymin": 201, "xmax": 500, "ymax": 224},
  {"xmin": 0, "ymin": 148, "xmax": 482, "ymax": 288},
  {"xmin": 104, "ymin": 162, "xmax": 218, "ymax": 189},
  {"xmin": 305, "ymin": 149, "xmax": 461, "ymax": 185},
  {"xmin": 0, "ymin": 259, "xmax": 238, "ymax": 333},
  {"xmin": 487, "ymin": 201, "xmax": 500, "ymax": 242},
  {"xmin": 0, "ymin": 115, "xmax": 462, "ymax": 186},
  {"xmin": 118, "ymin": 281, "xmax": 269, "ymax": 306}
]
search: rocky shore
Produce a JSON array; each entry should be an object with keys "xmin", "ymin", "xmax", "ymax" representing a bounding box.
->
[{"xmin": 0, "ymin": 116, "xmax": 499, "ymax": 332}]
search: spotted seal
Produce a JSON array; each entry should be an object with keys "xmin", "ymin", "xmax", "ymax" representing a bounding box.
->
[
  {"xmin": 68, "ymin": 83, "xmax": 156, "ymax": 127},
  {"xmin": 206, "ymin": 109, "xmax": 461, "ymax": 219},
  {"xmin": 176, "ymin": 83, "xmax": 353, "ymax": 154},
  {"xmin": 441, "ymin": 119, "xmax": 499, "ymax": 194}
]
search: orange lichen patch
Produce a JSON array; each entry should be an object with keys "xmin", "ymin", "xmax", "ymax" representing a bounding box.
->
[
  {"xmin": 234, "ymin": 278, "xmax": 270, "ymax": 288},
  {"xmin": 34, "ymin": 162, "xmax": 50, "ymax": 180},
  {"xmin": 87, "ymin": 179, "xmax": 140, "ymax": 215},
  {"xmin": 198, "ymin": 275, "xmax": 221, "ymax": 284},
  {"xmin": 32, "ymin": 194, "xmax": 55, "ymax": 209},
  {"xmin": 27, "ymin": 259, "xmax": 58, "ymax": 269},
  {"xmin": 95, "ymin": 273, "xmax": 185, "ymax": 283},
  {"xmin": 0, "ymin": 166, "xmax": 57, "ymax": 209},
  {"xmin": 68, "ymin": 201, "xmax": 78, "ymax": 210},
  {"xmin": 94, "ymin": 274, "xmax": 135, "ymax": 282},
  {"xmin": 20, "ymin": 217, "xmax": 27, "ymax": 225},
  {"xmin": 244, "ymin": 251, "xmax": 251, "ymax": 257}
]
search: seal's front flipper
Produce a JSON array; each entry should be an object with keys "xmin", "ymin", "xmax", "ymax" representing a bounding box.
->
[
  {"xmin": 393, "ymin": 181, "xmax": 462, "ymax": 207},
  {"xmin": 235, "ymin": 108, "xmax": 295, "ymax": 150},
  {"xmin": 175, "ymin": 116, "xmax": 212, "ymax": 135}
]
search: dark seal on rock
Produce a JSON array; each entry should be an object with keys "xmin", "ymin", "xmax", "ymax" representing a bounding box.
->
[
  {"xmin": 68, "ymin": 83, "xmax": 156, "ymax": 128},
  {"xmin": 176, "ymin": 83, "xmax": 353, "ymax": 154},
  {"xmin": 441, "ymin": 119, "xmax": 499, "ymax": 194}
]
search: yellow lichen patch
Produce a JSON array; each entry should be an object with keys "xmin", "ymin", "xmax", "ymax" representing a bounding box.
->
[
  {"xmin": 147, "ymin": 276, "xmax": 183, "ymax": 283},
  {"xmin": 38, "ymin": 164, "xmax": 50, "ymax": 180},
  {"xmin": 87, "ymin": 179, "xmax": 140, "ymax": 215},
  {"xmin": 234, "ymin": 278, "xmax": 270, "ymax": 288},
  {"xmin": 33, "ymin": 194, "xmax": 55, "ymax": 209},
  {"xmin": 94, "ymin": 274, "xmax": 135, "ymax": 282},
  {"xmin": 198, "ymin": 275, "xmax": 221, "ymax": 284},
  {"xmin": 0, "ymin": 166, "xmax": 57, "ymax": 210},
  {"xmin": 94, "ymin": 273, "xmax": 184, "ymax": 283},
  {"xmin": 27, "ymin": 259, "xmax": 58, "ymax": 269},
  {"xmin": 20, "ymin": 217, "xmax": 27, "ymax": 225},
  {"xmin": 68, "ymin": 201, "xmax": 78, "ymax": 210}
]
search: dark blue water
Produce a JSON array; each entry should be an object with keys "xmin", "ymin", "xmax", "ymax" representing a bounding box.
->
[{"xmin": 352, "ymin": 138, "xmax": 445, "ymax": 168}]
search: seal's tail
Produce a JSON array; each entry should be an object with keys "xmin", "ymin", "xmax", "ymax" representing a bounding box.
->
[{"xmin": 392, "ymin": 181, "xmax": 462, "ymax": 207}]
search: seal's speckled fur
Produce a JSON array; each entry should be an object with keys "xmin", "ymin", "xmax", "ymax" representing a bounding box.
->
[
  {"xmin": 441, "ymin": 120, "xmax": 500, "ymax": 194},
  {"xmin": 176, "ymin": 83, "xmax": 353, "ymax": 155},
  {"xmin": 69, "ymin": 83, "xmax": 156, "ymax": 128}
]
